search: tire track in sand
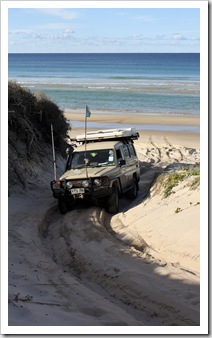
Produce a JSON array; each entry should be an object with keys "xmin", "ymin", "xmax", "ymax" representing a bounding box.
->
[
  {"xmin": 42, "ymin": 206, "xmax": 200, "ymax": 326},
  {"xmin": 163, "ymin": 136, "xmax": 184, "ymax": 161}
]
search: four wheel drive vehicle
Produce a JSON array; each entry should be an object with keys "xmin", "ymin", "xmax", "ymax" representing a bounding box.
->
[{"xmin": 50, "ymin": 128, "xmax": 140, "ymax": 214}]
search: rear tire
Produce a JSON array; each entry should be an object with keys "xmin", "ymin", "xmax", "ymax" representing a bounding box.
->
[
  {"xmin": 106, "ymin": 186, "xmax": 119, "ymax": 214},
  {"xmin": 127, "ymin": 177, "xmax": 138, "ymax": 200}
]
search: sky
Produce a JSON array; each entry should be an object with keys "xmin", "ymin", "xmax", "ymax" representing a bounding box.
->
[{"xmin": 8, "ymin": 6, "xmax": 200, "ymax": 53}]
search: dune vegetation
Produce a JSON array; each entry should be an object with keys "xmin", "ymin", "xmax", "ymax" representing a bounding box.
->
[{"xmin": 8, "ymin": 81, "xmax": 71, "ymax": 191}]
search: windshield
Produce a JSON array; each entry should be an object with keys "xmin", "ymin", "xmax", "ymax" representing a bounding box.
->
[{"xmin": 69, "ymin": 149, "xmax": 115, "ymax": 169}]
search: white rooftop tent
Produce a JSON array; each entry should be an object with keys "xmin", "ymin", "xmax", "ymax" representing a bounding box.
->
[{"xmin": 72, "ymin": 128, "xmax": 140, "ymax": 143}]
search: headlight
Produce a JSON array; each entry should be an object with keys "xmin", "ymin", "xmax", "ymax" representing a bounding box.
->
[
  {"xmin": 66, "ymin": 181, "xmax": 73, "ymax": 189},
  {"xmin": 94, "ymin": 179, "xmax": 101, "ymax": 187},
  {"xmin": 82, "ymin": 180, "xmax": 89, "ymax": 188}
]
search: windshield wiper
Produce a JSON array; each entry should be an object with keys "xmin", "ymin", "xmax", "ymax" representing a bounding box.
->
[
  {"xmin": 97, "ymin": 162, "xmax": 109, "ymax": 167},
  {"xmin": 88, "ymin": 162, "xmax": 98, "ymax": 168},
  {"xmin": 72, "ymin": 164, "xmax": 85, "ymax": 169}
]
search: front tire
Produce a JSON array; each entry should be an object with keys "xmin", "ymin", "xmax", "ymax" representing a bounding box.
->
[
  {"xmin": 58, "ymin": 199, "xmax": 68, "ymax": 214},
  {"xmin": 67, "ymin": 198, "xmax": 75, "ymax": 211},
  {"xmin": 106, "ymin": 186, "xmax": 119, "ymax": 214}
]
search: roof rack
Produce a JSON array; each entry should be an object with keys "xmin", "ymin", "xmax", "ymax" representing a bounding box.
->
[{"xmin": 71, "ymin": 128, "xmax": 140, "ymax": 143}]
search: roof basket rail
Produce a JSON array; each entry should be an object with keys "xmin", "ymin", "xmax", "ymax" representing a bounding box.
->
[{"xmin": 70, "ymin": 128, "xmax": 140, "ymax": 143}]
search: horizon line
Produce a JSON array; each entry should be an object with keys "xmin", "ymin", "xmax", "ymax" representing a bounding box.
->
[{"xmin": 8, "ymin": 51, "xmax": 200, "ymax": 54}]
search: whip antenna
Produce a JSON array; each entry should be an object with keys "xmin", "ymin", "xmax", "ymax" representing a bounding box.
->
[
  {"xmin": 85, "ymin": 105, "xmax": 92, "ymax": 178},
  {"xmin": 51, "ymin": 124, "xmax": 57, "ymax": 180}
]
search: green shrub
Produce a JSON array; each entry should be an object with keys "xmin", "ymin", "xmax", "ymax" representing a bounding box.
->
[
  {"xmin": 156, "ymin": 164, "xmax": 200, "ymax": 199},
  {"xmin": 8, "ymin": 81, "xmax": 71, "ymax": 157},
  {"xmin": 175, "ymin": 207, "xmax": 182, "ymax": 213},
  {"xmin": 35, "ymin": 92, "xmax": 70, "ymax": 154},
  {"xmin": 163, "ymin": 172, "xmax": 186, "ymax": 198}
]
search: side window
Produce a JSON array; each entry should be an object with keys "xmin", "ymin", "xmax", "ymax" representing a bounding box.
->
[
  {"xmin": 128, "ymin": 144, "xmax": 136, "ymax": 157},
  {"xmin": 123, "ymin": 145, "xmax": 130, "ymax": 159},
  {"xmin": 116, "ymin": 148, "xmax": 123, "ymax": 163}
]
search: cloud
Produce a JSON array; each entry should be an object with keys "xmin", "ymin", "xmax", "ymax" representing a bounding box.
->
[
  {"xmin": 9, "ymin": 30, "xmax": 30, "ymax": 35},
  {"xmin": 38, "ymin": 9, "xmax": 78, "ymax": 20},
  {"xmin": 85, "ymin": 36, "xmax": 123, "ymax": 47},
  {"xmin": 35, "ymin": 23, "xmax": 75, "ymax": 30},
  {"xmin": 9, "ymin": 29, "xmax": 75, "ymax": 41},
  {"xmin": 32, "ymin": 30, "xmax": 75, "ymax": 41},
  {"xmin": 156, "ymin": 34, "xmax": 166, "ymax": 40},
  {"xmin": 9, "ymin": 27, "xmax": 199, "ymax": 53},
  {"xmin": 63, "ymin": 29, "xmax": 74, "ymax": 38},
  {"xmin": 130, "ymin": 34, "xmax": 144, "ymax": 41},
  {"xmin": 173, "ymin": 33, "xmax": 187, "ymax": 41},
  {"xmin": 133, "ymin": 15, "xmax": 155, "ymax": 22}
]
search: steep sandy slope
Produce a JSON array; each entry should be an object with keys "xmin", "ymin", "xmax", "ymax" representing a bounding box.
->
[{"xmin": 6, "ymin": 136, "xmax": 200, "ymax": 332}]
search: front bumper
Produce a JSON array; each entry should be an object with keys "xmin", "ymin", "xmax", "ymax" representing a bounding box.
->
[{"xmin": 50, "ymin": 179, "xmax": 112, "ymax": 201}]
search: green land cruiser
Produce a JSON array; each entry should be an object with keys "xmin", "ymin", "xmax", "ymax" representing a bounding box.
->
[{"xmin": 50, "ymin": 128, "xmax": 140, "ymax": 214}]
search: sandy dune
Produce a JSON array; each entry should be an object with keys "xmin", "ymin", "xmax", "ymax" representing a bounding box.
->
[{"xmin": 5, "ymin": 116, "xmax": 203, "ymax": 334}]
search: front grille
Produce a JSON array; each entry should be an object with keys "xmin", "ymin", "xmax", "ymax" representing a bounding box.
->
[
  {"xmin": 70, "ymin": 181, "xmax": 78, "ymax": 187},
  {"xmin": 70, "ymin": 179, "xmax": 91, "ymax": 187}
]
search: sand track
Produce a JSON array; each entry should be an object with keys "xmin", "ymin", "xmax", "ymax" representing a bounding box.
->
[
  {"xmin": 41, "ymin": 190, "xmax": 199, "ymax": 325},
  {"xmin": 8, "ymin": 137, "xmax": 200, "ymax": 328}
]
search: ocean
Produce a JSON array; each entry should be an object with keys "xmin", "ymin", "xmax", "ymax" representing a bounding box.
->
[{"xmin": 8, "ymin": 53, "xmax": 200, "ymax": 121}]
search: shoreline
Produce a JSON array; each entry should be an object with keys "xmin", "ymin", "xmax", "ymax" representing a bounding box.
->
[
  {"xmin": 64, "ymin": 112, "xmax": 200, "ymax": 127},
  {"xmin": 65, "ymin": 112, "xmax": 200, "ymax": 149}
]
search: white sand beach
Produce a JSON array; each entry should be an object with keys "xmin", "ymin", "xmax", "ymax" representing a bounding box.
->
[
  {"xmin": 6, "ymin": 113, "xmax": 202, "ymax": 334},
  {"xmin": 65, "ymin": 111, "xmax": 200, "ymax": 127}
]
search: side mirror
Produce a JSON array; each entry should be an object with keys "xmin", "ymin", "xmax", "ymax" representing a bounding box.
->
[
  {"xmin": 119, "ymin": 159, "xmax": 126, "ymax": 166},
  {"xmin": 66, "ymin": 147, "xmax": 71, "ymax": 155}
]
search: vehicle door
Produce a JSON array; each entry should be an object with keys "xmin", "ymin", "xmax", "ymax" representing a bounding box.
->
[
  {"xmin": 122, "ymin": 143, "xmax": 139, "ymax": 187},
  {"xmin": 115, "ymin": 146, "xmax": 128, "ymax": 191}
]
